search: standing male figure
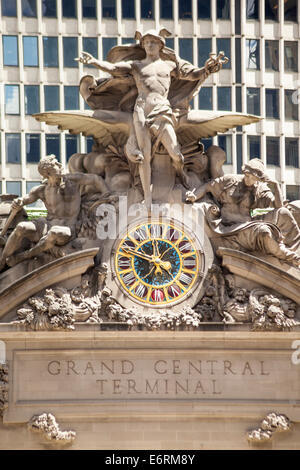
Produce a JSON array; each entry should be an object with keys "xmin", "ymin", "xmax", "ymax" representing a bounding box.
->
[
  {"xmin": 77, "ymin": 29, "xmax": 226, "ymax": 208},
  {"xmin": 0, "ymin": 154, "xmax": 109, "ymax": 271}
]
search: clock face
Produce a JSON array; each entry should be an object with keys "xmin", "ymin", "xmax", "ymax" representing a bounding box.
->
[{"xmin": 113, "ymin": 220, "xmax": 202, "ymax": 307}]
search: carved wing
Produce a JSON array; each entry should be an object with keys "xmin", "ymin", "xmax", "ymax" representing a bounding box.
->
[
  {"xmin": 34, "ymin": 111, "xmax": 131, "ymax": 148},
  {"xmin": 176, "ymin": 111, "xmax": 261, "ymax": 145}
]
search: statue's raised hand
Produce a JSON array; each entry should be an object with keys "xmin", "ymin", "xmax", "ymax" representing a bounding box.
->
[{"xmin": 75, "ymin": 51, "xmax": 96, "ymax": 66}]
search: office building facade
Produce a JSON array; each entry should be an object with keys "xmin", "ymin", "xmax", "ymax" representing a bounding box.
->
[{"xmin": 0, "ymin": 0, "xmax": 299, "ymax": 202}]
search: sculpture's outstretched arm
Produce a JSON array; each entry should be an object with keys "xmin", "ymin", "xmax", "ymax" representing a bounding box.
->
[
  {"xmin": 75, "ymin": 52, "xmax": 132, "ymax": 76},
  {"xmin": 12, "ymin": 185, "xmax": 44, "ymax": 211},
  {"xmin": 70, "ymin": 173, "xmax": 110, "ymax": 195},
  {"xmin": 186, "ymin": 182, "xmax": 211, "ymax": 203}
]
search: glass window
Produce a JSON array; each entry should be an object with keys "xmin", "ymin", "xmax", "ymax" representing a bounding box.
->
[
  {"xmin": 265, "ymin": 40, "xmax": 279, "ymax": 71},
  {"xmin": 63, "ymin": 37, "xmax": 78, "ymax": 67},
  {"xmin": 62, "ymin": 0, "xmax": 77, "ymax": 17},
  {"xmin": 198, "ymin": 39, "xmax": 212, "ymax": 67},
  {"xmin": 179, "ymin": 39, "xmax": 193, "ymax": 63},
  {"xmin": 265, "ymin": 0, "xmax": 278, "ymax": 21},
  {"xmin": 6, "ymin": 181, "xmax": 21, "ymax": 196},
  {"xmin": 179, "ymin": 0, "xmax": 192, "ymax": 19},
  {"xmin": 22, "ymin": 0, "xmax": 37, "ymax": 16},
  {"xmin": 218, "ymin": 135, "xmax": 232, "ymax": 164},
  {"xmin": 198, "ymin": 87, "xmax": 212, "ymax": 110},
  {"xmin": 266, "ymin": 136, "xmax": 280, "ymax": 166},
  {"xmin": 286, "ymin": 138, "xmax": 299, "ymax": 168},
  {"xmin": 83, "ymin": 37, "xmax": 98, "ymax": 61},
  {"xmin": 2, "ymin": 0, "xmax": 17, "ymax": 16},
  {"xmin": 247, "ymin": 88, "xmax": 260, "ymax": 115},
  {"xmin": 217, "ymin": 87, "xmax": 231, "ymax": 111},
  {"xmin": 24, "ymin": 85, "xmax": 40, "ymax": 115},
  {"xmin": 102, "ymin": 37, "xmax": 117, "ymax": 59},
  {"xmin": 121, "ymin": 38, "xmax": 136, "ymax": 44},
  {"xmin": 285, "ymin": 90, "xmax": 298, "ymax": 121},
  {"xmin": 43, "ymin": 37, "xmax": 58, "ymax": 67},
  {"xmin": 26, "ymin": 134, "xmax": 40, "ymax": 163},
  {"xmin": 246, "ymin": 0, "xmax": 258, "ymax": 19},
  {"xmin": 198, "ymin": 0, "xmax": 210, "ymax": 19},
  {"xmin": 23, "ymin": 36, "xmax": 39, "ymax": 67},
  {"xmin": 86, "ymin": 137, "xmax": 94, "ymax": 153},
  {"xmin": 46, "ymin": 134, "xmax": 60, "ymax": 160},
  {"xmin": 44, "ymin": 85, "xmax": 60, "ymax": 111},
  {"xmin": 202, "ymin": 138, "xmax": 213, "ymax": 151},
  {"xmin": 266, "ymin": 89, "xmax": 279, "ymax": 119},
  {"xmin": 284, "ymin": 42, "xmax": 298, "ymax": 72},
  {"xmin": 3, "ymin": 36, "xmax": 19, "ymax": 66},
  {"xmin": 122, "ymin": 0, "xmax": 135, "ymax": 18},
  {"xmin": 165, "ymin": 38, "xmax": 174, "ymax": 49},
  {"xmin": 141, "ymin": 0, "xmax": 154, "ymax": 18},
  {"xmin": 246, "ymin": 39, "xmax": 260, "ymax": 69},
  {"xmin": 82, "ymin": 0, "xmax": 96, "ymax": 18},
  {"xmin": 285, "ymin": 0, "xmax": 297, "ymax": 22},
  {"xmin": 64, "ymin": 86, "xmax": 79, "ymax": 110},
  {"xmin": 217, "ymin": 38, "xmax": 231, "ymax": 69},
  {"xmin": 236, "ymin": 86, "xmax": 242, "ymax": 112},
  {"xmin": 42, "ymin": 0, "xmax": 57, "ymax": 17},
  {"xmin": 103, "ymin": 0, "xmax": 116, "ymax": 18},
  {"xmin": 160, "ymin": 0, "xmax": 172, "ymax": 19},
  {"xmin": 235, "ymin": 38, "xmax": 241, "ymax": 82},
  {"xmin": 26, "ymin": 181, "xmax": 43, "ymax": 207},
  {"xmin": 6, "ymin": 134, "xmax": 21, "ymax": 164},
  {"xmin": 217, "ymin": 0, "xmax": 230, "ymax": 19},
  {"xmin": 66, "ymin": 135, "xmax": 79, "ymax": 161},
  {"xmin": 5, "ymin": 85, "xmax": 20, "ymax": 115},
  {"xmin": 286, "ymin": 185, "xmax": 300, "ymax": 201},
  {"xmin": 247, "ymin": 135, "xmax": 260, "ymax": 159},
  {"xmin": 236, "ymin": 134, "xmax": 242, "ymax": 173}
]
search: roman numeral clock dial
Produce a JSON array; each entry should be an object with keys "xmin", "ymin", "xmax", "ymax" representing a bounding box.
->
[{"xmin": 112, "ymin": 220, "xmax": 203, "ymax": 308}]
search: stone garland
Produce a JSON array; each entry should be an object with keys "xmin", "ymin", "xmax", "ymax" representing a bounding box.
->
[
  {"xmin": 247, "ymin": 412, "xmax": 292, "ymax": 444},
  {"xmin": 28, "ymin": 413, "xmax": 76, "ymax": 446},
  {"xmin": 11, "ymin": 266, "xmax": 300, "ymax": 332}
]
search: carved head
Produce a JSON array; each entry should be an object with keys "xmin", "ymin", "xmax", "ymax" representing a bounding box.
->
[
  {"xmin": 38, "ymin": 154, "xmax": 63, "ymax": 179},
  {"xmin": 242, "ymin": 158, "xmax": 267, "ymax": 186},
  {"xmin": 135, "ymin": 28, "xmax": 171, "ymax": 52}
]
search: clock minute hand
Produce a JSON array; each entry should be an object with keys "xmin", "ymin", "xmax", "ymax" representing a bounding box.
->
[{"xmin": 122, "ymin": 247, "xmax": 154, "ymax": 262}]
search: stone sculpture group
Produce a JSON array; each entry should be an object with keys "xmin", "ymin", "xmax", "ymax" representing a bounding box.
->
[{"xmin": 0, "ymin": 28, "xmax": 300, "ymax": 331}]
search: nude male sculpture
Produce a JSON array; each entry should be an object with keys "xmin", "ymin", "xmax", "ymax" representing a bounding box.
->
[
  {"xmin": 0, "ymin": 154, "xmax": 109, "ymax": 271},
  {"xmin": 77, "ymin": 30, "xmax": 226, "ymax": 208}
]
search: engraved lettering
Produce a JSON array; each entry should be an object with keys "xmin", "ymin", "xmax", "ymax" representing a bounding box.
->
[
  {"xmin": 260, "ymin": 361, "xmax": 270, "ymax": 375},
  {"xmin": 242, "ymin": 361, "xmax": 254, "ymax": 375},
  {"xmin": 100, "ymin": 361, "xmax": 115, "ymax": 375},
  {"xmin": 128, "ymin": 379, "xmax": 141, "ymax": 394},
  {"xmin": 96, "ymin": 379, "xmax": 108, "ymax": 394},
  {"xmin": 206, "ymin": 360, "xmax": 218, "ymax": 375},
  {"xmin": 113, "ymin": 379, "xmax": 122, "ymax": 394},
  {"xmin": 83, "ymin": 362, "xmax": 95, "ymax": 375},
  {"xmin": 188, "ymin": 361, "xmax": 202, "ymax": 375},
  {"xmin": 154, "ymin": 360, "xmax": 167, "ymax": 374},
  {"xmin": 47, "ymin": 361, "xmax": 61, "ymax": 376},
  {"xmin": 223, "ymin": 360, "xmax": 236, "ymax": 375},
  {"xmin": 121, "ymin": 360, "xmax": 134, "ymax": 374},
  {"xmin": 145, "ymin": 379, "xmax": 159, "ymax": 394},
  {"xmin": 212, "ymin": 379, "xmax": 222, "ymax": 395},
  {"xmin": 175, "ymin": 380, "xmax": 189, "ymax": 394},
  {"xmin": 67, "ymin": 360, "xmax": 80, "ymax": 375},
  {"xmin": 172, "ymin": 360, "xmax": 181, "ymax": 374},
  {"xmin": 194, "ymin": 380, "xmax": 206, "ymax": 394}
]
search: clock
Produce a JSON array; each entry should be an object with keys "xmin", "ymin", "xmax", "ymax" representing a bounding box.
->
[{"xmin": 104, "ymin": 216, "xmax": 213, "ymax": 312}]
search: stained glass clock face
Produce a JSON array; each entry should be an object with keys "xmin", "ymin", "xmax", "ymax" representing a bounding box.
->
[{"xmin": 114, "ymin": 220, "xmax": 201, "ymax": 307}]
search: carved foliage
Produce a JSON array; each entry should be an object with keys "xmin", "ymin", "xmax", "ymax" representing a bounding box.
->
[
  {"xmin": 247, "ymin": 412, "xmax": 291, "ymax": 443},
  {"xmin": 0, "ymin": 364, "xmax": 8, "ymax": 417},
  {"xmin": 28, "ymin": 413, "xmax": 76, "ymax": 446}
]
